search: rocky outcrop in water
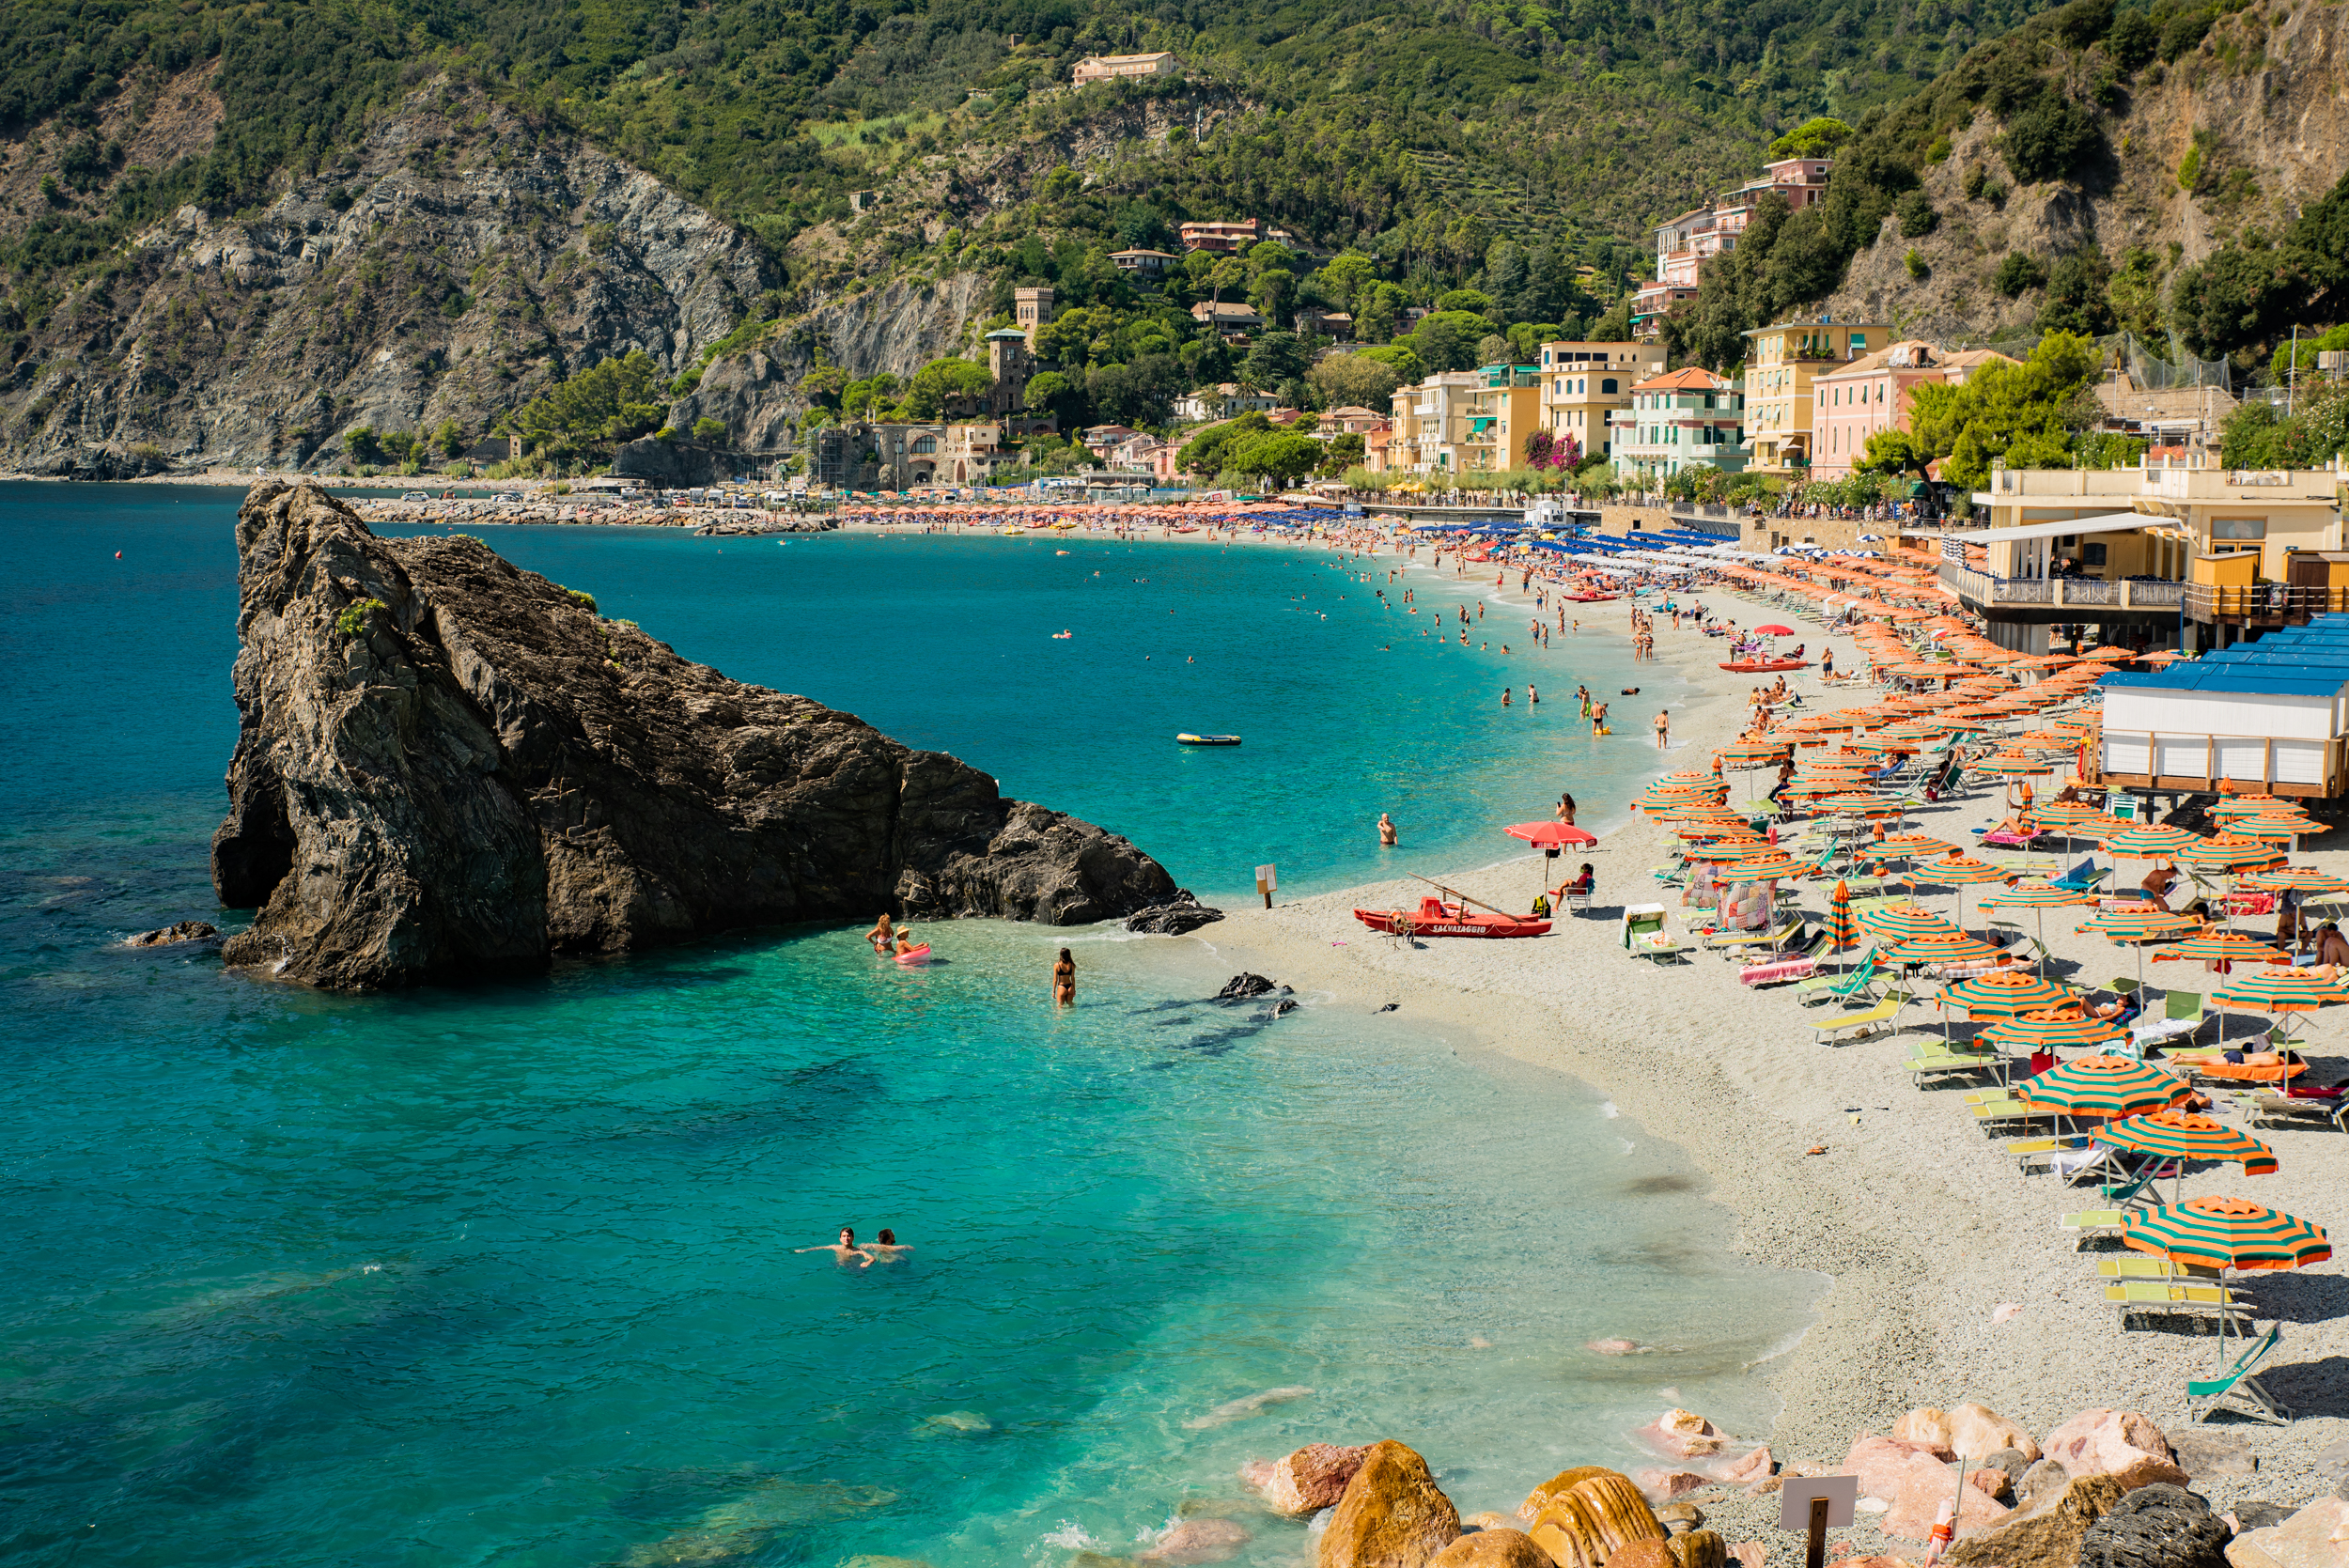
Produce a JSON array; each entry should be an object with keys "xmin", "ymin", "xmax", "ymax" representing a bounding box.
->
[
  {"xmin": 210, "ymin": 482, "xmax": 1175, "ymax": 989},
  {"xmin": 1125, "ymin": 892, "xmax": 1224, "ymax": 936}
]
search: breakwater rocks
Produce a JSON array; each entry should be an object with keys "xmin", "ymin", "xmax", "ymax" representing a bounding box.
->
[
  {"xmin": 347, "ymin": 497, "xmax": 839, "ymax": 534},
  {"xmin": 210, "ymin": 482, "xmax": 1175, "ymax": 989},
  {"xmin": 1198, "ymin": 1400, "xmax": 2330, "ymax": 1568}
]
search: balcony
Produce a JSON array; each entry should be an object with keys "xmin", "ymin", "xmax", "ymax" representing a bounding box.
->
[
  {"xmin": 1944, "ymin": 564, "xmax": 2189, "ymax": 613},
  {"xmin": 2184, "ymin": 582, "xmax": 2349, "ymax": 624}
]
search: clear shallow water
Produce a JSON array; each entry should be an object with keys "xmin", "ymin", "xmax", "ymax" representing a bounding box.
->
[{"xmin": 0, "ymin": 487, "xmax": 1812, "ymax": 1568}]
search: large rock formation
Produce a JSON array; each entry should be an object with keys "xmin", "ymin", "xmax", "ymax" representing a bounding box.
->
[{"xmin": 210, "ymin": 483, "xmax": 1175, "ymax": 987}]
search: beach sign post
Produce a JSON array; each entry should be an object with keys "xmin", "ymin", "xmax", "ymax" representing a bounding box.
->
[
  {"xmin": 1779, "ymin": 1474, "xmax": 1857, "ymax": 1568},
  {"xmin": 1255, "ymin": 863, "xmax": 1277, "ymax": 909}
]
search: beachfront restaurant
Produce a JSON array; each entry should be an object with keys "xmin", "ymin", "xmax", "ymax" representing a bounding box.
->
[
  {"xmin": 2099, "ymin": 617, "xmax": 2349, "ymax": 798},
  {"xmin": 1943, "ymin": 458, "xmax": 2347, "ymax": 652}
]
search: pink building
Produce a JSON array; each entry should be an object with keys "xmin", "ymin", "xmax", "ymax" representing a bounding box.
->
[{"xmin": 1808, "ymin": 342, "xmax": 2023, "ymax": 478}]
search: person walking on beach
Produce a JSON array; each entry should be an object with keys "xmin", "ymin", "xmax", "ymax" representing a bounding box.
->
[
  {"xmin": 1052, "ymin": 947, "xmax": 1077, "ymax": 1006},
  {"xmin": 1378, "ymin": 812, "xmax": 1398, "ymax": 846},
  {"xmin": 796, "ymin": 1228, "xmax": 874, "ymax": 1267},
  {"xmin": 1654, "ymin": 708, "xmax": 1670, "ymax": 750}
]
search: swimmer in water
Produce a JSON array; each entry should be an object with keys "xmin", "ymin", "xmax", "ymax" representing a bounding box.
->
[
  {"xmin": 863, "ymin": 1228, "xmax": 912, "ymax": 1262},
  {"xmin": 894, "ymin": 926, "xmax": 921, "ymax": 956},
  {"xmin": 865, "ymin": 913, "xmax": 895, "ymax": 953},
  {"xmin": 1377, "ymin": 812, "xmax": 1398, "ymax": 846},
  {"xmin": 1501, "ymin": 687, "xmax": 1512, "ymax": 706},
  {"xmin": 795, "ymin": 1227, "xmax": 874, "ymax": 1267},
  {"xmin": 1052, "ymin": 947, "xmax": 1077, "ymax": 1006}
]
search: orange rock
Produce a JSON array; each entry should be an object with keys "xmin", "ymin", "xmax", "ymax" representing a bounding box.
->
[{"xmin": 1318, "ymin": 1440, "xmax": 1462, "ymax": 1568}]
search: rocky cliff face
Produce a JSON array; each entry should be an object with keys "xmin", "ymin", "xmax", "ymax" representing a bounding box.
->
[
  {"xmin": 211, "ymin": 483, "xmax": 1175, "ymax": 989},
  {"xmin": 1831, "ymin": 2, "xmax": 2349, "ymax": 337},
  {"xmin": 1, "ymin": 78, "xmax": 774, "ymax": 476}
]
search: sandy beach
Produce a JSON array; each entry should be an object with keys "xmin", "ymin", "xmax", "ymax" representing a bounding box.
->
[{"xmin": 1193, "ymin": 594, "xmax": 2349, "ymax": 1540}]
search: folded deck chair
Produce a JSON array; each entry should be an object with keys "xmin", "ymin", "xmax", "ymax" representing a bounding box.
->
[
  {"xmin": 2007, "ymin": 1133, "xmax": 2094, "ymax": 1172},
  {"xmin": 2096, "ymin": 1255, "xmax": 2227, "ymax": 1282},
  {"xmin": 2051, "ymin": 859, "xmax": 2109, "ymax": 893},
  {"xmin": 1797, "ymin": 955, "xmax": 1881, "ymax": 1005},
  {"xmin": 1905, "ymin": 1034, "xmax": 1999, "ymax": 1081},
  {"xmin": 2188, "ymin": 1325, "xmax": 2288, "ymax": 1425}
]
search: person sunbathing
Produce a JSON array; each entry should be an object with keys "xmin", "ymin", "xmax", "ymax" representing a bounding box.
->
[{"xmin": 2089, "ymin": 990, "xmax": 2143, "ymax": 1026}]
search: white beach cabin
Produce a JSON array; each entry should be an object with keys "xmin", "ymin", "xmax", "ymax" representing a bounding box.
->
[{"xmin": 2098, "ymin": 616, "xmax": 2349, "ymax": 798}]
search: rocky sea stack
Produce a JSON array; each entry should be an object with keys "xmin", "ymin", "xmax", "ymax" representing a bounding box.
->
[{"xmin": 211, "ymin": 483, "xmax": 1176, "ymax": 988}]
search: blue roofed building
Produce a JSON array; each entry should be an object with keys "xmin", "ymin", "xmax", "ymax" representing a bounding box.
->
[{"xmin": 2098, "ymin": 615, "xmax": 2349, "ymax": 797}]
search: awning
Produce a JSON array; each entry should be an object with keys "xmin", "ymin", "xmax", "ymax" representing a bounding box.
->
[
  {"xmin": 1962, "ymin": 511, "xmax": 2155, "ymax": 544},
  {"xmin": 1470, "ymin": 417, "xmax": 1496, "ymax": 433}
]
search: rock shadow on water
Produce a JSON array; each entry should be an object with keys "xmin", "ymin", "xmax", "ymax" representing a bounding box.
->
[
  {"xmin": 1613, "ymin": 1173, "xmax": 1701, "ymax": 1197},
  {"xmin": 600, "ymin": 1473, "xmax": 899, "ymax": 1567}
]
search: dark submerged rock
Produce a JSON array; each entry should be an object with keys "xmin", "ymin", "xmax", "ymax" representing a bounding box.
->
[
  {"xmin": 1214, "ymin": 973, "xmax": 1281, "ymax": 1001},
  {"xmin": 1125, "ymin": 891, "xmax": 1225, "ymax": 935},
  {"xmin": 128, "ymin": 920, "xmax": 221, "ymax": 947},
  {"xmin": 210, "ymin": 483, "xmax": 1176, "ymax": 989}
]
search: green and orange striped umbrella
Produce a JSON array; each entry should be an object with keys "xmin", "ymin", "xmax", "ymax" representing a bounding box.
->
[
  {"xmin": 2099, "ymin": 823, "xmax": 2203, "ymax": 861},
  {"xmin": 2013, "ymin": 1051, "xmax": 2189, "ymax": 1115},
  {"xmin": 2232, "ymin": 813, "xmax": 2324, "ymax": 846},
  {"xmin": 1635, "ymin": 783, "xmax": 1725, "ymax": 813},
  {"xmin": 1821, "ymin": 795, "xmax": 1907, "ymax": 819},
  {"xmin": 2078, "ymin": 908, "xmax": 2202, "ymax": 942},
  {"xmin": 2211, "ymin": 968, "xmax": 2349, "ymax": 1015},
  {"xmin": 2152, "ymin": 931, "xmax": 2292, "ymax": 968},
  {"xmin": 1983, "ymin": 881, "xmax": 2093, "ymax": 910},
  {"xmin": 1878, "ymin": 832, "xmax": 1958, "ymax": 858},
  {"xmin": 1858, "ymin": 903, "xmax": 1958, "ymax": 941},
  {"xmin": 1941, "ymin": 970, "xmax": 2077, "ymax": 1016},
  {"xmin": 2033, "ymin": 800, "xmax": 2111, "ymax": 830},
  {"xmin": 1879, "ymin": 931, "xmax": 2004, "ymax": 969},
  {"xmin": 2123, "ymin": 1196, "xmax": 2330, "ymax": 1272},
  {"xmin": 1682, "ymin": 836, "xmax": 1772, "ymax": 859},
  {"xmin": 2211, "ymin": 795, "xmax": 2290, "ymax": 821},
  {"xmin": 2237, "ymin": 868, "xmax": 2349, "ymax": 896},
  {"xmin": 1983, "ymin": 1009, "xmax": 2132, "ymax": 1055},
  {"xmin": 2098, "ymin": 1111, "xmax": 2278, "ymax": 1203},
  {"xmin": 1719, "ymin": 851, "xmax": 1800, "ymax": 882},
  {"xmin": 1974, "ymin": 752, "xmax": 2054, "ymax": 776},
  {"xmin": 1715, "ymin": 740, "xmax": 1793, "ymax": 764},
  {"xmin": 1826, "ymin": 880, "xmax": 1858, "ymax": 950},
  {"xmin": 1916, "ymin": 852, "xmax": 2018, "ymax": 932},
  {"xmin": 2177, "ymin": 833, "xmax": 2285, "ymax": 874}
]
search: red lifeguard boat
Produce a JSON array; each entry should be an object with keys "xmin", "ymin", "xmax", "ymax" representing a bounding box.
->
[
  {"xmin": 1353, "ymin": 893, "xmax": 1551, "ymax": 939},
  {"xmin": 1718, "ymin": 657, "xmax": 1812, "ymax": 673}
]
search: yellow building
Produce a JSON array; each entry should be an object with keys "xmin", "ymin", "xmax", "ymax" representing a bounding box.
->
[
  {"xmin": 1738, "ymin": 318, "xmax": 1890, "ymax": 474},
  {"xmin": 1458, "ymin": 365, "xmax": 1544, "ymax": 471},
  {"xmin": 1385, "ymin": 371, "xmax": 1484, "ymax": 474},
  {"xmin": 1538, "ymin": 340, "xmax": 1664, "ymax": 462}
]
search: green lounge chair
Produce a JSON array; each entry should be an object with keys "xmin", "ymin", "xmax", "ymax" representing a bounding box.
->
[
  {"xmin": 2189, "ymin": 1325, "xmax": 2288, "ymax": 1425},
  {"xmin": 1902, "ymin": 1033, "xmax": 1998, "ymax": 1081},
  {"xmin": 1797, "ymin": 954, "xmax": 1881, "ymax": 1005},
  {"xmin": 1622, "ymin": 905, "xmax": 1685, "ymax": 964},
  {"xmin": 1816, "ymin": 989, "xmax": 1911, "ymax": 1046},
  {"xmin": 1703, "ymin": 916, "xmax": 1802, "ymax": 955},
  {"xmin": 2248, "ymin": 1094, "xmax": 2349, "ymax": 1132},
  {"xmin": 2107, "ymin": 1280, "xmax": 2253, "ymax": 1325}
]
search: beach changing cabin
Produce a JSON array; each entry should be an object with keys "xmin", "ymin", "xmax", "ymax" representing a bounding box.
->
[{"xmin": 2099, "ymin": 616, "xmax": 2349, "ymax": 797}]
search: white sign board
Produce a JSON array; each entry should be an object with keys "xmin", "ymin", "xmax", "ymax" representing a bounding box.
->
[
  {"xmin": 1779, "ymin": 1474, "xmax": 1858, "ymax": 1531},
  {"xmin": 1255, "ymin": 864, "xmax": 1277, "ymax": 893}
]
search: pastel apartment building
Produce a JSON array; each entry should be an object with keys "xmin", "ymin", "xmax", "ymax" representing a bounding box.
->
[
  {"xmin": 1386, "ymin": 371, "xmax": 1485, "ymax": 473},
  {"xmin": 1809, "ymin": 343, "xmax": 2019, "ymax": 479},
  {"xmin": 1739, "ymin": 317, "xmax": 1890, "ymax": 474},
  {"xmin": 1072, "ymin": 52, "xmax": 1180, "ymax": 85},
  {"xmin": 1608, "ymin": 368, "xmax": 1746, "ymax": 481},
  {"xmin": 1630, "ymin": 156, "xmax": 1835, "ymax": 338},
  {"xmin": 1538, "ymin": 340, "xmax": 1665, "ymax": 462},
  {"xmin": 1458, "ymin": 365, "xmax": 1544, "ymax": 473}
]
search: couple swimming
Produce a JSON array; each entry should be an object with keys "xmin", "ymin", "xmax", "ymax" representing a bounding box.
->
[
  {"xmin": 797, "ymin": 1226, "xmax": 912, "ymax": 1269},
  {"xmin": 864, "ymin": 913, "xmax": 924, "ymax": 957}
]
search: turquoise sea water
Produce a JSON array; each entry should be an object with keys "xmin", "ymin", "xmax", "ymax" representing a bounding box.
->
[{"xmin": 0, "ymin": 486, "xmax": 1813, "ymax": 1568}]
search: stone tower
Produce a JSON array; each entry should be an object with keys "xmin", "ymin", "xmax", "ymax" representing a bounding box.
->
[{"xmin": 1015, "ymin": 286, "xmax": 1057, "ymax": 348}]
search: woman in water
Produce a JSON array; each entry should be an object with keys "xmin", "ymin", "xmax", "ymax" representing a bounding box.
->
[
  {"xmin": 1557, "ymin": 793, "xmax": 1577, "ymax": 825},
  {"xmin": 1052, "ymin": 947, "xmax": 1077, "ymax": 1006},
  {"xmin": 865, "ymin": 913, "xmax": 895, "ymax": 954},
  {"xmin": 795, "ymin": 1227, "xmax": 873, "ymax": 1267},
  {"xmin": 864, "ymin": 1229, "xmax": 913, "ymax": 1263}
]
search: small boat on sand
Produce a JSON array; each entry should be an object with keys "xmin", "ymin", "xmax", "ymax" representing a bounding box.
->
[
  {"xmin": 1177, "ymin": 733, "xmax": 1242, "ymax": 746},
  {"xmin": 1718, "ymin": 658, "xmax": 1811, "ymax": 673},
  {"xmin": 893, "ymin": 943, "xmax": 931, "ymax": 965},
  {"xmin": 1355, "ymin": 878, "xmax": 1550, "ymax": 939}
]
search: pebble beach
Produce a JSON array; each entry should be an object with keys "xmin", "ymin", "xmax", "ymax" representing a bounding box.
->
[{"xmin": 1197, "ymin": 596, "xmax": 2349, "ymax": 1555}]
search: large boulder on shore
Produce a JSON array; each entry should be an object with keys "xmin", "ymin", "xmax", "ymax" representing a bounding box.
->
[
  {"xmin": 1241, "ymin": 1443, "xmax": 1372, "ymax": 1514},
  {"xmin": 1319, "ymin": 1440, "xmax": 1463, "ymax": 1568},
  {"xmin": 1945, "ymin": 1461, "xmax": 2182, "ymax": 1568},
  {"xmin": 2039, "ymin": 1411, "xmax": 2186, "ymax": 1486},
  {"xmin": 1520, "ymin": 1468, "xmax": 1668, "ymax": 1568},
  {"xmin": 210, "ymin": 483, "xmax": 1176, "ymax": 988},
  {"xmin": 1429, "ymin": 1530, "xmax": 1558, "ymax": 1567},
  {"xmin": 2226, "ymin": 1497, "xmax": 2349, "ymax": 1568}
]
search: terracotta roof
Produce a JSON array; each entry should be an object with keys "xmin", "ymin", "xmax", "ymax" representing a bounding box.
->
[{"xmin": 1631, "ymin": 367, "xmax": 1732, "ymax": 392}]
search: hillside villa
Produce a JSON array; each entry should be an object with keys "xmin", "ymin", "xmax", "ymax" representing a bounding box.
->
[
  {"xmin": 1607, "ymin": 367, "xmax": 1746, "ymax": 482},
  {"xmin": 1631, "ymin": 155, "xmax": 1835, "ymax": 338},
  {"xmin": 1072, "ymin": 52, "xmax": 1180, "ymax": 85}
]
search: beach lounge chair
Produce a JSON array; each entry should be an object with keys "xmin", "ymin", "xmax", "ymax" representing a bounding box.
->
[
  {"xmin": 1967, "ymin": 1094, "xmax": 2046, "ymax": 1131},
  {"xmin": 2127, "ymin": 991, "xmax": 2206, "ymax": 1054},
  {"xmin": 1741, "ymin": 931, "xmax": 1827, "ymax": 987},
  {"xmin": 2051, "ymin": 860, "xmax": 2109, "ymax": 894},
  {"xmin": 1797, "ymin": 954, "xmax": 1881, "ymax": 1005},
  {"xmin": 2007, "ymin": 1133, "xmax": 2094, "ymax": 1172},
  {"xmin": 2188, "ymin": 1325, "xmax": 2288, "ymax": 1425},
  {"xmin": 2107, "ymin": 1280, "xmax": 2253, "ymax": 1326},
  {"xmin": 2095, "ymin": 1256, "xmax": 2227, "ymax": 1282},
  {"xmin": 1703, "ymin": 916, "xmax": 1802, "ymax": 955},
  {"xmin": 1621, "ymin": 904, "xmax": 1685, "ymax": 964},
  {"xmin": 2056, "ymin": 1167, "xmax": 2163, "ymax": 1243},
  {"xmin": 1902, "ymin": 1033, "xmax": 1998, "ymax": 1080},
  {"xmin": 1815, "ymin": 989, "xmax": 1911, "ymax": 1046},
  {"xmin": 2247, "ymin": 1094, "xmax": 2349, "ymax": 1132}
]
